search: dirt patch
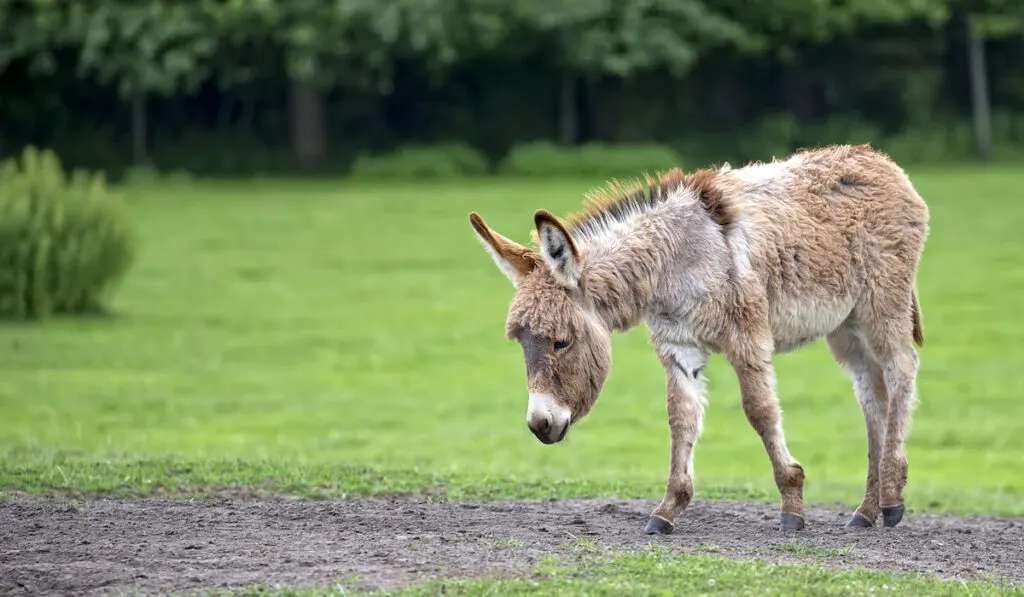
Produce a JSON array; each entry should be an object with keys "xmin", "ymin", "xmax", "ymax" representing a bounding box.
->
[{"xmin": 1, "ymin": 495, "xmax": 1022, "ymax": 595}]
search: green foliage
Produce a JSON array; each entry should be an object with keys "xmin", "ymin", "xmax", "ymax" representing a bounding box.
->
[
  {"xmin": 1, "ymin": 0, "xmax": 1022, "ymax": 177},
  {"xmin": 147, "ymin": 129, "xmax": 292, "ymax": 178},
  {"xmin": 674, "ymin": 116, "xmax": 1013, "ymax": 168},
  {"xmin": 0, "ymin": 146, "xmax": 136, "ymax": 319},
  {"xmin": 498, "ymin": 141, "xmax": 683, "ymax": 177},
  {"xmin": 878, "ymin": 121, "xmax": 976, "ymax": 164},
  {"xmin": 731, "ymin": 114, "xmax": 802, "ymax": 163},
  {"xmin": 121, "ymin": 163, "xmax": 196, "ymax": 188},
  {"xmin": 0, "ymin": 0, "xmax": 969, "ymax": 98},
  {"xmin": 512, "ymin": 0, "xmax": 748, "ymax": 77},
  {"xmin": 713, "ymin": 0, "xmax": 949, "ymax": 55},
  {"xmin": 971, "ymin": 0, "xmax": 1024, "ymax": 39},
  {"xmin": 0, "ymin": 1, "xmax": 220, "ymax": 98},
  {"xmin": 66, "ymin": 2, "xmax": 218, "ymax": 98},
  {"xmin": 349, "ymin": 143, "xmax": 490, "ymax": 179}
]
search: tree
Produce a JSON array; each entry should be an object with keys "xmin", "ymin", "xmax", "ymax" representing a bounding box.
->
[
  {"xmin": 962, "ymin": 0, "xmax": 1024, "ymax": 160},
  {"xmin": 61, "ymin": 1, "xmax": 220, "ymax": 164}
]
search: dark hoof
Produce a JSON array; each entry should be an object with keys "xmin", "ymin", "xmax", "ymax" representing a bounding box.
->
[
  {"xmin": 780, "ymin": 512, "xmax": 805, "ymax": 532},
  {"xmin": 882, "ymin": 504, "xmax": 905, "ymax": 528},
  {"xmin": 644, "ymin": 516, "xmax": 674, "ymax": 535},
  {"xmin": 845, "ymin": 512, "xmax": 874, "ymax": 528}
]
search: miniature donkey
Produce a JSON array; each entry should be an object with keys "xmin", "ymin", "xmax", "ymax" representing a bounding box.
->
[{"xmin": 468, "ymin": 144, "xmax": 929, "ymax": 534}]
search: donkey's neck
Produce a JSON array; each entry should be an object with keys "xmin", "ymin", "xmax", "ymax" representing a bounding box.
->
[{"xmin": 575, "ymin": 201, "xmax": 692, "ymax": 333}]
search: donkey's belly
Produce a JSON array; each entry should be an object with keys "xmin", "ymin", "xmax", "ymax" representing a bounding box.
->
[{"xmin": 769, "ymin": 294, "xmax": 854, "ymax": 354}]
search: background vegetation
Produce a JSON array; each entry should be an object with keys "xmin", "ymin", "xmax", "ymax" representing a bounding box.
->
[{"xmin": 2, "ymin": 0, "xmax": 1024, "ymax": 179}]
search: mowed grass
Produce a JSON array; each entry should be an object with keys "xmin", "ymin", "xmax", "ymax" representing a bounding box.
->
[{"xmin": 1, "ymin": 166, "xmax": 1024, "ymax": 519}]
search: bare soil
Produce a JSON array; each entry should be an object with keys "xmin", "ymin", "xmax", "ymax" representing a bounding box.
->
[{"xmin": 1, "ymin": 494, "xmax": 1022, "ymax": 596}]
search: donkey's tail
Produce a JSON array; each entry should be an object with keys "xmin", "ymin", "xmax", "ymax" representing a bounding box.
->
[{"xmin": 911, "ymin": 288, "xmax": 924, "ymax": 347}]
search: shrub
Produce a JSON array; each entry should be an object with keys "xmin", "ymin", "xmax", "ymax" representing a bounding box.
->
[
  {"xmin": 0, "ymin": 146, "xmax": 137, "ymax": 319},
  {"xmin": 349, "ymin": 143, "xmax": 490, "ymax": 179},
  {"xmin": 498, "ymin": 141, "xmax": 684, "ymax": 178},
  {"xmin": 801, "ymin": 116, "xmax": 885, "ymax": 148},
  {"xmin": 148, "ymin": 128, "xmax": 293, "ymax": 177},
  {"xmin": 121, "ymin": 164, "xmax": 196, "ymax": 188},
  {"xmin": 878, "ymin": 121, "xmax": 976, "ymax": 164}
]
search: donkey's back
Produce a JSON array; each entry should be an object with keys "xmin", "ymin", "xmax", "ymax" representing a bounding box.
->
[{"xmin": 715, "ymin": 144, "xmax": 928, "ymax": 355}]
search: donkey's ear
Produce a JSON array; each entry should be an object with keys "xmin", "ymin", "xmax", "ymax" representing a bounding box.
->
[
  {"xmin": 534, "ymin": 209, "xmax": 581, "ymax": 289},
  {"xmin": 469, "ymin": 212, "xmax": 537, "ymax": 287}
]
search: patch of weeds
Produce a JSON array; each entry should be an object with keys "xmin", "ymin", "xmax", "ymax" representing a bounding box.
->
[
  {"xmin": 60, "ymin": 499, "xmax": 82, "ymax": 513},
  {"xmin": 569, "ymin": 536, "xmax": 601, "ymax": 555},
  {"xmin": 199, "ymin": 574, "xmax": 365, "ymax": 596},
  {"xmin": 692, "ymin": 543, "xmax": 724, "ymax": 554},
  {"xmin": 205, "ymin": 586, "xmax": 354, "ymax": 597},
  {"xmin": 532, "ymin": 554, "xmax": 564, "ymax": 578},
  {"xmin": 496, "ymin": 538, "xmax": 524, "ymax": 549},
  {"xmin": 752, "ymin": 542, "xmax": 856, "ymax": 557}
]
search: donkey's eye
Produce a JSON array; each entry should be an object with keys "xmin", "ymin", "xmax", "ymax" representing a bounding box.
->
[{"xmin": 553, "ymin": 340, "xmax": 571, "ymax": 352}]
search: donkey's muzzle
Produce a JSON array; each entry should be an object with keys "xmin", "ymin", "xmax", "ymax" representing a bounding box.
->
[
  {"xmin": 528, "ymin": 417, "xmax": 568, "ymax": 444},
  {"xmin": 526, "ymin": 392, "xmax": 571, "ymax": 444}
]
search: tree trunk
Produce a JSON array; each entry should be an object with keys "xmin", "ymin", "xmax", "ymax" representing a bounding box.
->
[
  {"xmin": 967, "ymin": 16, "xmax": 992, "ymax": 162},
  {"xmin": 131, "ymin": 94, "xmax": 147, "ymax": 165},
  {"xmin": 289, "ymin": 79, "xmax": 327, "ymax": 171},
  {"xmin": 558, "ymin": 74, "xmax": 578, "ymax": 146}
]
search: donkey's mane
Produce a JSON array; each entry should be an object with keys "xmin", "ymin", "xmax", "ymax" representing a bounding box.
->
[{"xmin": 548, "ymin": 167, "xmax": 734, "ymax": 244}]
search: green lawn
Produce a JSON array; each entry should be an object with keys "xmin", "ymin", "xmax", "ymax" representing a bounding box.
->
[{"xmin": 1, "ymin": 166, "xmax": 1023, "ymax": 520}]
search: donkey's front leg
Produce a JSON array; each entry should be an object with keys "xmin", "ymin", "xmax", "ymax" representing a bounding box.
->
[
  {"xmin": 645, "ymin": 344, "xmax": 708, "ymax": 535},
  {"xmin": 730, "ymin": 353, "xmax": 806, "ymax": 532}
]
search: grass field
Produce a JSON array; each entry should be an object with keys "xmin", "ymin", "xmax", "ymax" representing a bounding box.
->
[{"xmin": 2, "ymin": 165, "xmax": 1024, "ymax": 595}]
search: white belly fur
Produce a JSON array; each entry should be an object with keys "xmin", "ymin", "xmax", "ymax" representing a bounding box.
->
[{"xmin": 769, "ymin": 293, "xmax": 854, "ymax": 354}]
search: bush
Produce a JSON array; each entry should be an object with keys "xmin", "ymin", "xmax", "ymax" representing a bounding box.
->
[
  {"xmin": 121, "ymin": 163, "xmax": 196, "ymax": 187},
  {"xmin": 348, "ymin": 143, "xmax": 490, "ymax": 179},
  {"xmin": 498, "ymin": 141, "xmax": 684, "ymax": 178},
  {"xmin": 878, "ymin": 121, "xmax": 976, "ymax": 164},
  {"xmin": 797, "ymin": 116, "xmax": 885, "ymax": 151},
  {"xmin": 147, "ymin": 128, "xmax": 293, "ymax": 177},
  {"xmin": 0, "ymin": 146, "xmax": 137, "ymax": 319}
]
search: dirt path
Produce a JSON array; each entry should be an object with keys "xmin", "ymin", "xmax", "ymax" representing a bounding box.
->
[{"xmin": 1, "ymin": 494, "xmax": 1022, "ymax": 595}]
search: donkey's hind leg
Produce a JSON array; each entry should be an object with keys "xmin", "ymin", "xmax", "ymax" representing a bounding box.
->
[
  {"xmin": 728, "ymin": 349, "xmax": 806, "ymax": 533},
  {"xmin": 858, "ymin": 297, "xmax": 921, "ymax": 528},
  {"xmin": 826, "ymin": 321, "xmax": 889, "ymax": 528}
]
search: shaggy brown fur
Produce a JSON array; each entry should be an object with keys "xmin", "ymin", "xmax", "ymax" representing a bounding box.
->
[{"xmin": 469, "ymin": 143, "xmax": 929, "ymax": 534}]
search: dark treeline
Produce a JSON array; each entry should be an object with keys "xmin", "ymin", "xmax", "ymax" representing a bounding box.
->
[{"xmin": 1, "ymin": 0, "xmax": 1022, "ymax": 177}]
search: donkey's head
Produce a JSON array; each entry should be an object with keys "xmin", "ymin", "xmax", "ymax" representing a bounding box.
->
[{"xmin": 469, "ymin": 210, "xmax": 612, "ymax": 445}]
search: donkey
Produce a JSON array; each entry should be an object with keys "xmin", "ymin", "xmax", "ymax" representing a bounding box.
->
[{"xmin": 468, "ymin": 143, "xmax": 928, "ymax": 535}]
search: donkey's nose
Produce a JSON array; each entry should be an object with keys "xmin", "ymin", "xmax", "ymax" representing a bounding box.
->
[
  {"xmin": 526, "ymin": 393, "xmax": 571, "ymax": 445},
  {"xmin": 528, "ymin": 413, "xmax": 552, "ymax": 435},
  {"xmin": 528, "ymin": 417, "xmax": 562, "ymax": 444}
]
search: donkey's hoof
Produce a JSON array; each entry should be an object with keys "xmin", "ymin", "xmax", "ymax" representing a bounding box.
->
[
  {"xmin": 780, "ymin": 512, "xmax": 805, "ymax": 532},
  {"xmin": 644, "ymin": 516, "xmax": 674, "ymax": 535},
  {"xmin": 881, "ymin": 504, "xmax": 905, "ymax": 528},
  {"xmin": 845, "ymin": 512, "xmax": 874, "ymax": 528}
]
